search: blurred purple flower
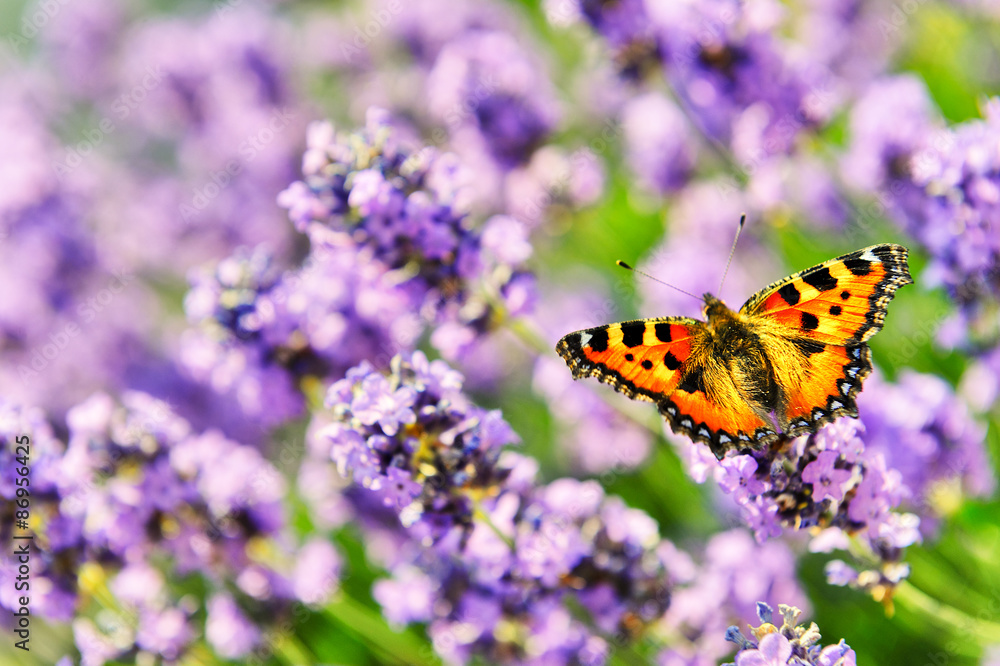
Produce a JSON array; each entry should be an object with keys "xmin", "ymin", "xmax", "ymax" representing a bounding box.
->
[
  {"xmin": 845, "ymin": 81, "xmax": 1000, "ymax": 353},
  {"xmin": 658, "ymin": 529, "xmax": 807, "ymax": 664},
  {"xmin": 532, "ymin": 281, "xmax": 654, "ymax": 473},
  {"xmin": 206, "ymin": 594, "xmax": 262, "ymax": 660},
  {"xmin": 293, "ymin": 539, "xmax": 343, "ymax": 606},
  {"xmin": 427, "ymin": 30, "xmax": 559, "ymax": 169},
  {"xmin": 577, "ymin": 0, "xmax": 835, "ymax": 156},
  {"xmin": 622, "ymin": 92, "xmax": 697, "ymax": 194},
  {"xmin": 0, "ymin": 391, "xmax": 336, "ymax": 662},
  {"xmin": 857, "ymin": 370, "xmax": 995, "ymax": 535},
  {"xmin": 841, "ymin": 75, "xmax": 940, "ymax": 194}
]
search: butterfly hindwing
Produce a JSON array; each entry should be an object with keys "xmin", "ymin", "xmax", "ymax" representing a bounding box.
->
[
  {"xmin": 779, "ymin": 343, "xmax": 873, "ymax": 438},
  {"xmin": 556, "ymin": 318, "xmax": 776, "ymax": 457},
  {"xmin": 659, "ymin": 389, "xmax": 776, "ymax": 459},
  {"xmin": 740, "ymin": 243, "xmax": 911, "ymax": 435}
]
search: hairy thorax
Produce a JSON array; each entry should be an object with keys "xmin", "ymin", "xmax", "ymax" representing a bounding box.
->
[{"xmin": 699, "ymin": 295, "xmax": 806, "ymax": 422}]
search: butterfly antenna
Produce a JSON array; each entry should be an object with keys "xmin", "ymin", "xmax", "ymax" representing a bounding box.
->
[
  {"xmin": 718, "ymin": 213, "xmax": 747, "ymax": 294},
  {"xmin": 616, "ymin": 260, "xmax": 703, "ymax": 303}
]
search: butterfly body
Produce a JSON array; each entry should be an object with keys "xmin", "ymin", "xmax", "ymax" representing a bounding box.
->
[{"xmin": 557, "ymin": 244, "xmax": 913, "ymax": 459}]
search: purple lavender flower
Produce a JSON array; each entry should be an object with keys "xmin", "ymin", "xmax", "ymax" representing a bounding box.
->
[
  {"xmin": 0, "ymin": 92, "xmax": 156, "ymax": 417},
  {"xmin": 724, "ymin": 603, "xmax": 857, "ymax": 666},
  {"xmin": 576, "ymin": 0, "xmax": 835, "ymax": 156},
  {"xmin": 181, "ymin": 236, "xmax": 421, "ymax": 426},
  {"xmin": 856, "ymin": 370, "xmax": 995, "ymax": 535},
  {"xmin": 0, "ymin": 401, "xmax": 78, "ymax": 621},
  {"xmin": 278, "ymin": 110, "xmax": 536, "ymax": 362},
  {"xmin": 680, "ymin": 414, "xmax": 921, "ymax": 600},
  {"xmin": 316, "ymin": 351, "xmax": 519, "ymax": 537},
  {"xmin": 904, "ymin": 99, "xmax": 1000, "ymax": 350},
  {"xmin": 841, "ymin": 75, "xmax": 940, "ymax": 194},
  {"xmin": 660, "ymin": 530, "xmax": 808, "ymax": 664},
  {"xmin": 844, "ymin": 81, "xmax": 1000, "ymax": 352},
  {"xmin": 801, "ymin": 450, "xmax": 853, "ymax": 503},
  {"xmin": 37, "ymin": 0, "xmax": 125, "ymax": 101},
  {"xmin": 426, "ymin": 29, "xmax": 559, "ymax": 169},
  {"xmin": 205, "ymin": 594, "xmax": 262, "ymax": 660},
  {"xmin": 417, "ymin": 473, "xmax": 670, "ymax": 664},
  {"xmin": 325, "ymin": 353, "xmax": 673, "ymax": 664},
  {"xmin": 40, "ymin": 5, "xmax": 305, "ymax": 274},
  {"xmin": 0, "ymin": 391, "xmax": 336, "ymax": 662},
  {"xmin": 622, "ymin": 92, "xmax": 697, "ymax": 194}
]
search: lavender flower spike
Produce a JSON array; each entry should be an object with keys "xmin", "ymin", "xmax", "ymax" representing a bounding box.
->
[
  {"xmin": 724, "ymin": 603, "xmax": 857, "ymax": 666},
  {"xmin": 317, "ymin": 351, "xmax": 519, "ymax": 537}
]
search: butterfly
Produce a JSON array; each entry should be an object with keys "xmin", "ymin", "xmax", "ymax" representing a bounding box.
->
[{"xmin": 556, "ymin": 244, "xmax": 913, "ymax": 459}]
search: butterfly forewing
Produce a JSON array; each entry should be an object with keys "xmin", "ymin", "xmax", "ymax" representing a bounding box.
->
[
  {"xmin": 740, "ymin": 244, "xmax": 913, "ymax": 345},
  {"xmin": 556, "ymin": 317, "xmax": 700, "ymax": 403}
]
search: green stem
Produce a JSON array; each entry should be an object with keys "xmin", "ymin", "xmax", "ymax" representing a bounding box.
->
[
  {"xmin": 271, "ymin": 630, "xmax": 318, "ymax": 666},
  {"xmin": 895, "ymin": 581, "xmax": 1000, "ymax": 644},
  {"xmin": 323, "ymin": 593, "xmax": 440, "ymax": 666},
  {"xmin": 473, "ymin": 498, "xmax": 516, "ymax": 550}
]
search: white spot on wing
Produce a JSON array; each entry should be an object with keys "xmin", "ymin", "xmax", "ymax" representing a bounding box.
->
[
  {"xmin": 860, "ymin": 248, "xmax": 879, "ymax": 262},
  {"xmin": 579, "ymin": 332, "xmax": 591, "ymax": 347}
]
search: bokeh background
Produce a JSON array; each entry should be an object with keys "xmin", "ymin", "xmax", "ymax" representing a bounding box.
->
[{"xmin": 1, "ymin": 0, "xmax": 999, "ymax": 663}]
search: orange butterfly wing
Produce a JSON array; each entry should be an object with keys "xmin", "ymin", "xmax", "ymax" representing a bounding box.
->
[
  {"xmin": 556, "ymin": 318, "xmax": 775, "ymax": 457},
  {"xmin": 739, "ymin": 243, "xmax": 913, "ymax": 437}
]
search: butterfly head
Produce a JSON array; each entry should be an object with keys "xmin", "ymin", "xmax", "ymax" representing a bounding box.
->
[{"xmin": 702, "ymin": 293, "xmax": 732, "ymax": 322}]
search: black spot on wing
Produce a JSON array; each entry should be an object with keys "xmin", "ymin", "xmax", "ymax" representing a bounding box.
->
[
  {"xmin": 801, "ymin": 312, "xmax": 820, "ymax": 331},
  {"xmin": 621, "ymin": 323, "xmax": 645, "ymax": 348},
  {"xmin": 803, "ymin": 267, "xmax": 838, "ymax": 292},
  {"xmin": 829, "ymin": 305, "xmax": 842, "ymax": 316},
  {"xmin": 777, "ymin": 282, "xmax": 800, "ymax": 306},
  {"xmin": 663, "ymin": 351, "xmax": 681, "ymax": 370},
  {"xmin": 840, "ymin": 291, "xmax": 850, "ymax": 300},
  {"xmin": 654, "ymin": 322, "xmax": 672, "ymax": 343},
  {"xmin": 588, "ymin": 328, "xmax": 609, "ymax": 353},
  {"xmin": 625, "ymin": 353, "xmax": 634, "ymax": 362},
  {"xmin": 677, "ymin": 366, "xmax": 705, "ymax": 394},
  {"xmin": 792, "ymin": 338, "xmax": 825, "ymax": 356},
  {"xmin": 843, "ymin": 257, "xmax": 872, "ymax": 276},
  {"xmin": 641, "ymin": 359, "xmax": 653, "ymax": 370}
]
